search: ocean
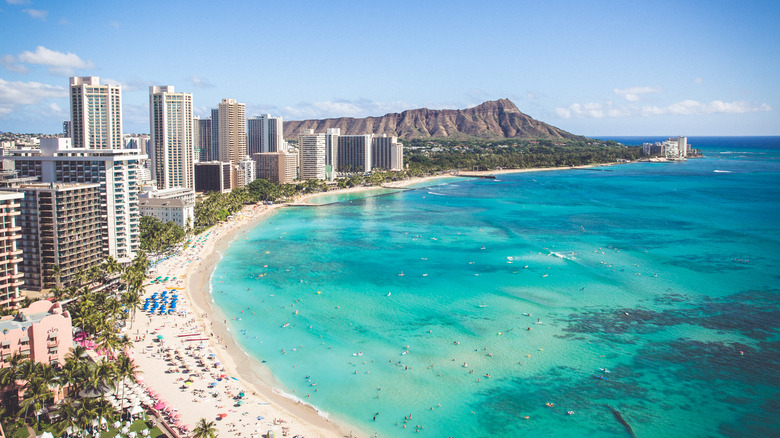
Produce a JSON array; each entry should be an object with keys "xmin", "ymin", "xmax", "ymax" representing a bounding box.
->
[{"xmin": 211, "ymin": 137, "xmax": 780, "ymax": 437}]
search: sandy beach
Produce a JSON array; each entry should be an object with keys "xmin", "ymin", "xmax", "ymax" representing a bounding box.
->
[
  {"xmin": 124, "ymin": 164, "xmax": 621, "ymax": 437},
  {"xmin": 127, "ymin": 202, "xmax": 358, "ymax": 438}
]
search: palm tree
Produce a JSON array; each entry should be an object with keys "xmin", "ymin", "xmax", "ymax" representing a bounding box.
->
[
  {"xmin": 193, "ymin": 418, "xmax": 219, "ymax": 438},
  {"xmin": 76, "ymin": 397, "xmax": 99, "ymax": 437},
  {"xmin": 47, "ymin": 263, "xmax": 63, "ymax": 290},
  {"xmin": 53, "ymin": 398, "xmax": 79, "ymax": 437},
  {"xmin": 114, "ymin": 352, "xmax": 138, "ymax": 419},
  {"xmin": 121, "ymin": 290, "xmax": 142, "ymax": 328},
  {"xmin": 18, "ymin": 377, "xmax": 52, "ymax": 425}
]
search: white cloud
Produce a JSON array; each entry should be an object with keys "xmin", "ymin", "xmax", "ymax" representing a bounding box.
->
[
  {"xmin": 0, "ymin": 54, "xmax": 28, "ymax": 73},
  {"xmin": 122, "ymin": 104, "xmax": 148, "ymax": 130},
  {"xmin": 0, "ymin": 78, "xmax": 67, "ymax": 116},
  {"xmin": 6, "ymin": 0, "xmax": 32, "ymax": 5},
  {"xmin": 22, "ymin": 8, "xmax": 46, "ymax": 20},
  {"xmin": 556, "ymin": 99, "xmax": 772, "ymax": 119},
  {"xmin": 190, "ymin": 76, "xmax": 215, "ymax": 89},
  {"xmin": 16, "ymin": 46, "xmax": 95, "ymax": 75},
  {"xmin": 614, "ymin": 86, "xmax": 661, "ymax": 102},
  {"xmin": 281, "ymin": 99, "xmax": 412, "ymax": 120}
]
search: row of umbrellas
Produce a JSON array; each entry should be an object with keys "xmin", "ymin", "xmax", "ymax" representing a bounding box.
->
[{"xmin": 143, "ymin": 291, "xmax": 179, "ymax": 315}]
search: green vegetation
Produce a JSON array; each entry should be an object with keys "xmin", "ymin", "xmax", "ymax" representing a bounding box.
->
[
  {"xmin": 139, "ymin": 216, "xmax": 185, "ymax": 254},
  {"xmin": 0, "ymin": 253, "xmax": 153, "ymax": 436},
  {"xmin": 404, "ymin": 138, "xmax": 641, "ymax": 172}
]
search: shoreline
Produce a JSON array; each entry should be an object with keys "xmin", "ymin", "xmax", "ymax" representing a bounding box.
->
[{"xmin": 127, "ymin": 161, "xmax": 630, "ymax": 437}]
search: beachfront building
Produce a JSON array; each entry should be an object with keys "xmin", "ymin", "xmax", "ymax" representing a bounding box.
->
[
  {"xmin": 69, "ymin": 76, "xmax": 123, "ymax": 150},
  {"xmin": 139, "ymin": 198, "xmax": 194, "ymax": 229},
  {"xmin": 194, "ymin": 161, "xmax": 232, "ymax": 193},
  {"xmin": 298, "ymin": 130, "xmax": 326, "ymax": 180},
  {"xmin": 253, "ymin": 152, "xmax": 298, "ymax": 184},
  {"xmin": 217, "ymin": 99, "xmax": 246, "ymax": 187},
  {"xmin": 1, "ymin": 182, "xmax": 103, "ymax": 291},
  {"xmin": 248, "ymin": 114, "xmax": 285, "ymax": 155},
  {"xmin": 194, "ymin": 116, "xmax": 211, "ymax": 162},
  {"xmin": 0, "ymin": 192, "xmax": 23, "ymax": 309},
  {"xmin": 9, "ymin": 138, "xmax": 145, "ymax": 264},
  {"xmin": 139, "ymin": 186, "xmax": 196, "ymax": 205},
  {"xmin": 337, "ymin": 135, "xmax": 372, "ymax": 174},
  {"xmin": 149, "ymin": 86, "xmax": 195, "ymax": 190},
  {"xmin": 236, "ymin": 156, "xmax": 256, "ymax": 188},
  {"xmin": 371, "ymin": 134, "xmax": 403, "ymax": 171},
  {"xmin": 139, "ymin": 187, "xmax": 195, "ymax": 229},
  {"xmin": 642, "ymin": 137, "xmax": 689, "ymax": 159},
  {"xmin": 0, "ymin": 300, "xmax": 73, "ymax": 369}
]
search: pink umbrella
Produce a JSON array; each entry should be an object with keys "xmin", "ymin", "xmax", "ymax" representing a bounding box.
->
[
  {"xmin": 180, "ymin": 425, "xmax": 189, "ymax": 432},
  {"xmin": 153, "ymin": 403, "xmax": 166, "ymax": 410}
]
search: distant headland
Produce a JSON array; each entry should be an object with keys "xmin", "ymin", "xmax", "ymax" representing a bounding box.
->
[{"xmin": 283, "ymin": 99, "xmax": 584, "ymax": 141}]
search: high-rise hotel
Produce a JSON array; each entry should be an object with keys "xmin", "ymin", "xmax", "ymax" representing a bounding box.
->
[
  {"xmin": 149, "ymin": 86, "xmax": 194, "ymax": 189},
  {"xmin": 69, "ymin": 76, "xmax": 123, "ymax": 149},
  {"xmin": 248, "ymin": 114, "xmax": 285, "ymax": 155},
  {"xmin": 298, "ymin": 129, "xmax": 326, "ymax": 180},
  {"xmin": 10, "ymin": 78, "xmax": 145, "ymax": 264},
  {"xmin": 217, "ymin": 99, "xmax": 247, "ymax": 187}
]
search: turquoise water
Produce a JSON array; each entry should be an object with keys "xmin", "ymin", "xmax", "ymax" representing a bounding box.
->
[{"xmin": 212, "ymin": 137, "xmax": 780, "ymax": 437}]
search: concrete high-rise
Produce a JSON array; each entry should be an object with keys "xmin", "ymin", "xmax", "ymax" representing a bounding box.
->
[
  {"xmin": 69, "ymin": 76, "xmax": 123, "ymax": 150},
  {"xmin": 248, "ymin": 114, "xmax": 285, "ymax": 155},
  {"xmin": 236, "ymin": 156, "xmax": 256, "ymax": 187},
  {"xmin": 217, "ymin": 99, "xmax": 246, "ymax": 166},
  {"xmin": 149, "ymin": 86, "xmax": 194, "ymax": 190},
  {"xmin": 210, "ymin": 108, "xmax": 220, "ymax": 162},
  {"xmin": 0, "ymin": 192, "xmax": 23, "ymax": 309},
  {"xmin": 254, "ymin": 152, "xmax": 298, "ymax": 184},
  {"xmin": 325, "ymin": 128, "xmax": 340, "ymax": 168},
  {"xmin": 372, "ymin": 134, "xmax": 404, "ymax": 171},
  {"xmin": 194, "ymin": 161, "xmax": 232, "ymax": 193},
  {"xmin": 337, "ymin": 135, "xmax": 372, "ymax": 173},
  {"xmin": 4, "ymin": 182, "xmax": 103, "ymax": 290},
  {"xmin": 10, "ymin": 138, "xmax": 145, "ymax": 264},
  {"xmin": 193, "ymin": 117, "xmax": 211, "ymax": 162},
  {"xmin": 217, "ymin": 99, "xmax": 246, "ymax": 187},
  {"xmin": 298, "ymin": 129, "xmax": 326, "ymax": 180}
]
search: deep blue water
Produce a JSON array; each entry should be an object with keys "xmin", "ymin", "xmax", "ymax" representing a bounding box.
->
[{"xmin": 212, "ymin": 137, "xmax": 780, "ymax": 437}]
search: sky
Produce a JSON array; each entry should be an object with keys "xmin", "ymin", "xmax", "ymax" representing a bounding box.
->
[{"xmin": 0, "ymin": 0, "xmax": 778, "ymax": 136}]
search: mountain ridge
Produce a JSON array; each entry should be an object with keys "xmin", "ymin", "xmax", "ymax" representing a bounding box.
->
[{"xmin": 283, "ymin": 99, "xmax": 581, "ymax": 141}]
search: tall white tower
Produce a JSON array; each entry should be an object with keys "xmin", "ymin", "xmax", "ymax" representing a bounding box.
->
[
  {"xmin": 149, "ymin": 85, "xmax": 194, "ymax": 189},
  {"xmin": 69, "ymin": 76, "xmax": 123, "ymax": 149},
  {"xmin": 298, "ymin": 129, "xmax": 326, "ymax": 180}
]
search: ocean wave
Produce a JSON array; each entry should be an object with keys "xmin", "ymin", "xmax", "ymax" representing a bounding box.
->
[
  {"xmin": 713, "ymin": 170, "xmax": 732, "ymax": 173},
  {"xmin": 427, "ymin": 191, "xmax": 446, "ymax": 196},
  {"xmin": 549, "ymin": 251, "xmax": 577, "ymax": 261},
  {"xmin": 273, "ymin": 388, "xmax": 331, "ymax": 419}
]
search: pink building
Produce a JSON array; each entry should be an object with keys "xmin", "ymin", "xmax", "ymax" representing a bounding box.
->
[{"xmin": 0, "ymin": 300, "xmax": 73, "ymax": 368}]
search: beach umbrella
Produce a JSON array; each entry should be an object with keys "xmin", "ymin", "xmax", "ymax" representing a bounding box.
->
[
  {"xmin": 219, "ymin": 413, "xmax": 228, "ymax": 418},
  {"xmin": 238, "ymin": 391, "xmax": 245, "ymax": 397},
  {"xmin": 131, "ymin": 405, "xmax": 144, "ymax": 416},
  {"xmin": 156, "ymin": 335, "xmax": 164, "ymax": 340},
  {"xmin": 37, "ymin": 432, "xmax": 54, "ymax": 438},
  {"xmin": 154, "ymin": 402, "xmax": 166, "ymax": 410}
]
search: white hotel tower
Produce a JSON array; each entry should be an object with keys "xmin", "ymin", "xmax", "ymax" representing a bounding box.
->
[
  {"xmin": 298, "ymin": 129, "xmax": 326, "ymax": 180},
  {"xmin": 69, "ymin": 76, "xmax": 123, "ymax": 149},
  {"xmin": 149, "ymin": 86, "xmax": 194, "ymax": 189}
]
